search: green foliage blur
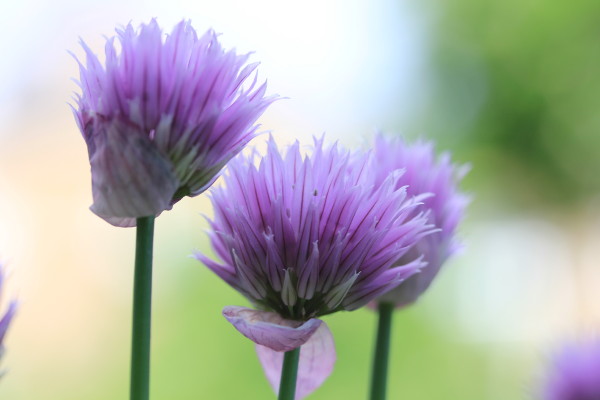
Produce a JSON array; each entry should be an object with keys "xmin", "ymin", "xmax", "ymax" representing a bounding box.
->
[{"xmin": 424, "ymin": 0, "xmax": 600, "ymax": 211}]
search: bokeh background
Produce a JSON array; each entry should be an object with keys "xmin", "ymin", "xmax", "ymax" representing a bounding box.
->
[{"xmin": 0, "ymin": 0, "xmax": 599, "ymax": 399}]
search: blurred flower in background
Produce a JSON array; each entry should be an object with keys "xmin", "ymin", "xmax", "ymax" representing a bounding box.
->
[
  {"xmin": 0, "ymin": 265, "xmax": 17, "ymax": 373},
  {"xmin": 540, "ymin": 338, "xmax": 600, "ymax": 400},
  {"xmin": 372, "ymin": 134, "xmax": 470, "ymax": 308}
]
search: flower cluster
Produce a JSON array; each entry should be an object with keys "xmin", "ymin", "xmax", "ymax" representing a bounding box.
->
[
  {"xmin": 371, "ymin": 135, "xmax": 469, "ymax": 307},
  {"xmin": 69, "ymin": 18, "xmax": 473, "ymax": 400},
  {"xmin": 72, "ymin": 19, "xmax": 276, "ymax": 226}
]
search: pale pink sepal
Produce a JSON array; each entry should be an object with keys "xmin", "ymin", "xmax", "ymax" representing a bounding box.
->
[
  {"xmin": 256, "ymin": 322, "xmax": 336, "ymax": 400},
  {"xmin": 222, "ymin": 306, "xmax": 321, "ymax": 352}
]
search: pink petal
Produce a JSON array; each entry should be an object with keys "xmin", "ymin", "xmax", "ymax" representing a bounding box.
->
[
  {"xmin": 222, "ymin": 306, "xmax": 321, "ymax": 352},
  {"xmin": 256, "ymin": 322, "xmax": 336, "ymax": 400}
]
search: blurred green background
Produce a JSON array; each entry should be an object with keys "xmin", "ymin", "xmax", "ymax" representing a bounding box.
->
[{"xmin": 0, "ymin": 0, "xmax": 599, "ymax": 399}]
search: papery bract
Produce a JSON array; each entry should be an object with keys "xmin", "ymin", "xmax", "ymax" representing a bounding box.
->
[
  {"xmin": 223, "ymin": 306, "xmax": 321, "ymax": 352},
  {"xmin": 256, "ymin": 322, "xmax": 335, "ymax": 400}
]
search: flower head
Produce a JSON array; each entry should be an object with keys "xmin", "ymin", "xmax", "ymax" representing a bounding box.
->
[
  {"xmin": 0, "ymin": 265, "xmax": 16, "ymax": 371},
  {"xmin": 542, "ymin": 339, "xmax": 600, "ymax": 400},
  {"xmin": 197, "ymin": 136, "xmax": 433, "ymax": 398},
  {"xmin": 372, "ymin": 134, "xmax": 469, "ymax": 307},
  {"xmin": 72, "ymin": 19, "xmax": 276, "ymax": 226}
]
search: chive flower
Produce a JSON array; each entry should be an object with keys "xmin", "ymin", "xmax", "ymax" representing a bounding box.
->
[
  {"xmin": 72, "ymin": 19, "xmax": 276, "ymax": 226},
  {"xmin": 372, "ymin": 134, "xmax": 469, "ymax": 307},
  {"xmin": 197, "ymin": 136, "xmax": 434, "ymax": 398},
  {"xmin": 542, "ymin": 339, "xmax": 600, "ymax": 400},
  {"xmin": 0, "ymin": 265, "xmax": 16, "ymax": 372}
]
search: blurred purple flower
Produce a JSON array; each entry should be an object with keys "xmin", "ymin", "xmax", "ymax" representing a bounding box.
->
[
  {"xmin": 72, "ymin": 19, "xmax": 276, "ymax": 226},
  {"xmin": 0, "ymin": 265, "xmax": 16, "ymax": 372},
  {"xmin": 372, "ymin": 134, "xmax": 469, "ymax": 307},
  {"xmin": 542, "ymin": 339, "xmax": 600, "ymax": 400},
  {"xmin": 197, "ymin": 136, "xmax": 434, "ymax": 398}
]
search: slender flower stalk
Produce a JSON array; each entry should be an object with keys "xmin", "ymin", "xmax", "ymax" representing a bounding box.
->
[
  {"xmin": 368, "ymin": 134, "xmax": 469, "ymax": 400},
  {"xmin": 130, "ymin": 216, "xmax": 154, "ymax": 400},
  {"xmin": 197, "ymin": 136, "xmax": 434, "ymax": 399},
  {"xmin": 72, "ymin": 19, "xmax": 276, "ymax": 400},
  {"xmin": 369, "ymin": 302, "xmax": 394, "ymax": 400}
]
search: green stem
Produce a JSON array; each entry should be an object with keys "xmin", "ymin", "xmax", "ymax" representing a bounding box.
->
[
  {"xmin": 278, "ymin": 346, "xmax": 301, "ymax": 400},
  {"xmin": 130, "ymin": 216, "xmax": 155, "ymax": 400},
  {"xmin": 369, "ymin": 302, "xmax": 395, "ymax": 400}
]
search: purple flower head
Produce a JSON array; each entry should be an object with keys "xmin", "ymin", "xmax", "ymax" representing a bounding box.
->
[
  {"xmin": 197, "ymin": 136, "xmax": 434, "ymax": 398},
  {"xmin": 72, "ymin": 19, "xmax": 276, "ymax": 226},
  {"xmin": 372, "ymin": 134, "xmax": 469, "ymax": 307},
  {"xmin": 542, "ymin": 339, "xmax": 600, "ymax": 400},
  {"xmin": 0, "ymin": 265, "xmax": 16, "ymax": 371}
]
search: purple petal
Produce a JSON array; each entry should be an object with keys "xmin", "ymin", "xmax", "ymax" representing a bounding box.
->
[
  {"xmin": 223, "ymin": 306, "xmax": 321, "ymax": 352},
  {"xmin": 256, "ymin": 322, "xmax": 336, "ymax": 400}
]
